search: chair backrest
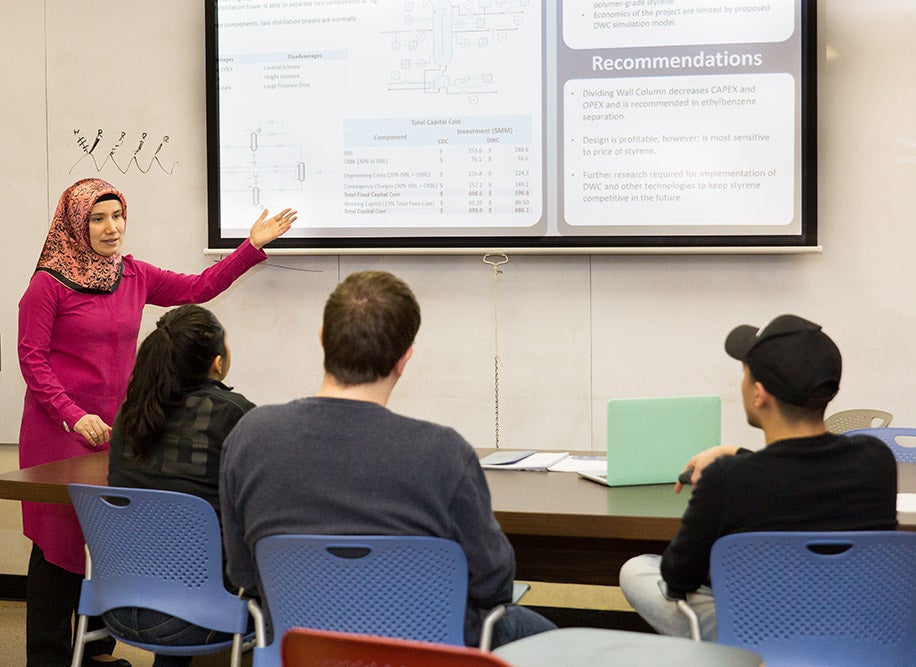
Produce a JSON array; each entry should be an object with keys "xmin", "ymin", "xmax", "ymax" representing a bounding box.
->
[
  {"xmin": 255, "ymin": 535, "xmax": 468, "ymax": 664},
  {"xmin": 67, "ymin": 483, "xmax": 249, "ymax": 634},
  {"xmin": 711, "ymin": 531, "xmax": 916, "ymax": 666},
  {"xmin": 844, "ymin": 427, "xmax": 916, "ymax": 463},
  {"xmin": 281, "ymin": 627, "xmax": 513, "ymax": 667},
  {"xmin": 824, "ymin": 409, "xmax": 893, "ymax": 433}
]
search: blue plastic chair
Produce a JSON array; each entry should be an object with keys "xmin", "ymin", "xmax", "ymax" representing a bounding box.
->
[
  {"xmin": 251, "ymin": 534, "xmax": 505, "ymax": 667},
  {"xmin": 845, "ymin": 427, "xmax": 916, "ymax": 462},
  {"xmin": 710, "ymin": 531, "xmax": 916, "ymax": 666},
  {"xmin": 67, "ymin": 484, "xmax": 252, "ymax": 667}
]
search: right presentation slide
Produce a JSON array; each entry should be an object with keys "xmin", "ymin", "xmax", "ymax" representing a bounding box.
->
[{"xmin": 558, "ymin": 0, "xmax": 801, "ymax": 234}]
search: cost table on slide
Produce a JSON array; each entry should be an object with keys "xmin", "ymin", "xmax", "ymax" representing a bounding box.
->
[{"xmin": 340, "ymin": 115, "xmax": 539, "ymax": 224}]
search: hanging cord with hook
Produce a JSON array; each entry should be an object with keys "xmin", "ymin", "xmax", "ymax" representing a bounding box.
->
[{"xmin": 482, "ymin": 253, "xmax": 509, "ymax": 448}]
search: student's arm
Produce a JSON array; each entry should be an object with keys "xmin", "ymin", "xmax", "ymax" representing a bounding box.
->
[
  {"xmin": 675, "ymin": 444, "xmax": 751, "ymax": 493},
  {"xmin": 448, "ymin": 455, "xmax": 515, "ymax": 609},
  {"xmin": 219, "ymin": 429, "xmax": 258, "ymax": 592},
  {"xmin": 661, "ymin": 459, "xmax": 731, "ymax": 596}
]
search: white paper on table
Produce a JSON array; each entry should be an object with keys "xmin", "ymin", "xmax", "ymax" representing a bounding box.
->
[
  {"xmin": 548, "ymin": 454, "xmax": 607, "ymax": 474},
  {"xmin": 898, "ymin": 493, "xmax": 916, "ymax": 513},
  {"xmin": 481, "ymin": 452, "xmax": 570, "ymax": 471}
]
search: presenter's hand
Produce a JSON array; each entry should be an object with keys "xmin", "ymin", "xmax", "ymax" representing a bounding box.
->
[
  {"xmin": 74, "ymin": 414, "xmax": 112, "ymax": 448},
  {"xmin": 674, "ymin": 444, "xmax": 740, "ymax": 493},
  {"xmin": 248, "ymin": 208, "xmax": 298, "ymax": 249}
]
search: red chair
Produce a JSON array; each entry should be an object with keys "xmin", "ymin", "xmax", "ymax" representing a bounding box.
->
[{"xmin": 281, "ymin": 627, "xmax": 514, "ymax": 667}]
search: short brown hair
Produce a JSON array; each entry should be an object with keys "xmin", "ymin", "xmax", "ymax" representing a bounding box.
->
[{"xmin": 322, "ymin": 271, "xmax": 421, "ymax": 385}]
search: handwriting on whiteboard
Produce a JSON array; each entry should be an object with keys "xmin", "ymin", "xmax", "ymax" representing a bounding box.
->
[{"xmin": 69, "ymin": 129, "xmax": 179, "ymax": 175}]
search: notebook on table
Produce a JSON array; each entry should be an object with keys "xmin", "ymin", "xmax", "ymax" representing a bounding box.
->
[{"xmin": 579, "ymin": 395, "xmax": 721, "ymax": 487}]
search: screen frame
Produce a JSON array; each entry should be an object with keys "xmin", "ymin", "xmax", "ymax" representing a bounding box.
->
[{"xmin": 205, "ymin": 1, "xmax": 817, "ymax": 254}]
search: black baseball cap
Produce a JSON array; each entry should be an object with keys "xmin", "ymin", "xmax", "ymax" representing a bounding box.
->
[{"xmin": 724, "ymin": 314, "xmax": 842, "ymax": 408}]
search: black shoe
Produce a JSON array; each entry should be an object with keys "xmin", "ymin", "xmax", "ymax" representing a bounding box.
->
[{"xmin": 82, "ymin": 655, "xmax": 132, "ymax": 667}]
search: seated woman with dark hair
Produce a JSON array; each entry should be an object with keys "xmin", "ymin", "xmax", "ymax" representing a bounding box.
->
[{"xmin": 106, "ymin": 304, "xmax": 255, "ymax": 667}]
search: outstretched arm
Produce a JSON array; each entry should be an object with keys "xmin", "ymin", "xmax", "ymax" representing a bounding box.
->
[{"xmin": 143, "ymin": 208, "xmax": 297, "ymax": 306}]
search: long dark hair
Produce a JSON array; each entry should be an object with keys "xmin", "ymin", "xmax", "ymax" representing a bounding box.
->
[{"xmin": 118, "ymin": 305, "xmax": 226, "ymax": 459}]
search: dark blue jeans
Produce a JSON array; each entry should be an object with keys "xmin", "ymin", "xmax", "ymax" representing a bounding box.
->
[
  {"xmin": 469, "ymin": 603, "xmax": 557, "ymax": 649},
  {"xmin": 103, "ymin": 608, "xmax": 233, "ymax": 667},
  {"xmin": 490, "ymin": 604, "xmax": 557, "ymax": 649}
]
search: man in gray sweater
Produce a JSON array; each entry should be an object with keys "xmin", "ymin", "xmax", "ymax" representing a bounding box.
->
[{"xmin": 220, "ymin": 270, "xmax": 555, "ymax": 648}]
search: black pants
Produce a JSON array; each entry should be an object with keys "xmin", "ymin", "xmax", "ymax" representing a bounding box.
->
[{"xmin": 26, "ymin": 543, "xmax": 116, "ymax": 667}]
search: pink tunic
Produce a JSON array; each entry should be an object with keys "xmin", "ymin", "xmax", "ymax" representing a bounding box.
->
[{"xmin": 18, "ymin": 240, "xmax": 266, "ymax": 573}]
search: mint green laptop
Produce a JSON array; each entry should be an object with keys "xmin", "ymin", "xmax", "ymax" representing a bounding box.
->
[{"xmin": 580, "ymin": 395, "xmax": 721, "ymax": 487}]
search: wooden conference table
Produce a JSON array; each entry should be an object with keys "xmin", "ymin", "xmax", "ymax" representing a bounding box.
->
[
  {"xmin": 486, "ymin": 453, "xmax": 916, "ymax": 584},
  {"xmin": 1, "ymin": 449, "xmax": 914, "ymax": 586}
]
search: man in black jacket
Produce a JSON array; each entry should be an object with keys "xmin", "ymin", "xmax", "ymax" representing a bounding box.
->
[{"xmin": 619, "ymin": 314, "xmax": 898, "ymax": 640}]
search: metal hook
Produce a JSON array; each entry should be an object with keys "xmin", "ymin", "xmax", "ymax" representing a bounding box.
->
[{"xmin": 482, "ymin": 253, "xmax": 509, "ymax": 273}]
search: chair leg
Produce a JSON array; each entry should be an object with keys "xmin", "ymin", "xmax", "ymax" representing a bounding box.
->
[
  {"xmin": 479, "ymin": 604, "xmax": 507, "ymax": 651},
  {"xmin": 248, "ymin": 599, "xmax": 267, "ymax": 648},
  {"xmin": 230, "ymin": 632, "xmax": 243, "ymax": 667},
  {"xmin": 676, "ymin": 600, "xmax": 701, "ymax": 641},
  {"xmin": 70, "ymin": 614, "xmax": 109, "ymax": 667}
]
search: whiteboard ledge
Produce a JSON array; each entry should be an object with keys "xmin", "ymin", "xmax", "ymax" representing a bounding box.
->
[{"xmin": 204, "ymin": 245, "xmax": 824, "ymax": 257}]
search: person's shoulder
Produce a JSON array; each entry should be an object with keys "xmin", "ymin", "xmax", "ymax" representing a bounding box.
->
[
  {"xmin": 232, "ymin": 398, "xmax": 300, "ymax": 428},
  {"xmin": 119, "ymin": 254, "xmax": 151, "ymax": 277},
  {"xmin": 20, "ymin": 270, "xmax": 71, "ymax": 309},
  {"xmin": 784, "ymin": 431, "xmax": 895, "ymax": 461},
  {"xmin": 24, "ymin": 269, "xmax": 63, "ymax": 292},
  {"xmin": 390, "ymin": 411, "xmax": 472, "ymax": 448},
  {"xmin": 200, "ymin": 381, "xmax": 256, "ymax": 412},
  {"xmin": 725, "ymin": 432, "xmax": 895, "ymax": 475},
  {"xmin": 836, "ymin": 432, "xmax": 897, "ymax": 464},
  {"xmin": 841, "ymin": 431, "xmax": 889, "ymax": 448},
  {"xmin": 327, "ymin": 399, "xmax": 476, "ymax": 458},
  {"xmin": 694, "ymin": 446, "xmax": 772, "ymax": 495},
  {"xmin": 362, "ymin": 407, "xmax": 475, "ymax": 463},
  {"xmin": 222, "ymin": 400, "xmax": 306, "ymax": 459},
  {"xmin": 701, "ymin": 449, "xmax": 747, "ymax": 481},
  {"xmin": 21, "ymin": 271, "xmax": 49, "ymax": 300}
]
